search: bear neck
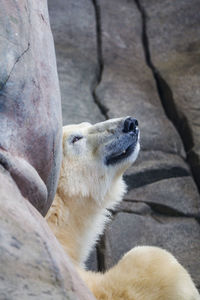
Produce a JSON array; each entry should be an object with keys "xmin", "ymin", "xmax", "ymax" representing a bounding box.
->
[{"xmin": 52, "ymin": 176, "xmax": 126, "ymax": 266}]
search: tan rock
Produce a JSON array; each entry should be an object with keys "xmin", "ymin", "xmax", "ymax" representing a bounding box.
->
[
  {"xmin": 0, "ymin": 167, "xmax": 96, "ymax": 300},
  {"xmin": 0, "ymin": 0, "xmax": 62, "ymax": 216}
]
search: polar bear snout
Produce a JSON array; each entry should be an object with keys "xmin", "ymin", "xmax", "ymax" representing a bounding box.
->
[
  {"xmin": 105, "ymin": 117, "xmax": 140, "ymax": 166},
  {"xmin": 123, "ymin": 117, "xmax": 139, "ymax": 134}
]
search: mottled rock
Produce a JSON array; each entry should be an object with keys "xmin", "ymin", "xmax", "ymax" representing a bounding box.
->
[
  {"xmin": 124, "ymin": 151, "xmax": 200, "ymax": 215},
  {"xmin": 104, "ymin": 212, "xmax": 200, "ymax": 288},
  {"xmin": 0, "ymin": 0, "xmax": 62, "ymax": 215},
  {"xmin": 141, "ymin": 0, "xmax": 200, "ymax": 189},
  {"xmin": 96, "ymin": 0, "xmax": 184, "ymax": 156},
  {"xmin": 116, "ymin": 201, "xmax": 152, "ymax": 216},
  {"xmin": 125, "ymin": 177, "xmax": 200, "ymax": 216},
  {"xmin": 126, "ymin": 150, "xmax": 190, "ymax": 176},
  {"xmin": 48, "ymin": 0, "xmax": 104, "ymax": 125},
  {"xmin": 0, "ymin": 167, "xmax": 96, "ymax": 300}
]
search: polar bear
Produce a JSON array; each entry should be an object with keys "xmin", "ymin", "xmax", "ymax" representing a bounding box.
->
[{"xmin": 46, "ymin": 117, "xmax": 200, "ymax": 300}]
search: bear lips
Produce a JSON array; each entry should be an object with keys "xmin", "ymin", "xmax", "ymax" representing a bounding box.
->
[{"xmin": 105, "ymin": 129, "xmax": 139, "ymax": 166}]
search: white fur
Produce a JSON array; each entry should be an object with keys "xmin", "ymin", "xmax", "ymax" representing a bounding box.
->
[{"xmin": 46, "ymin": 118, "xmax": 200, "ymax": 300}]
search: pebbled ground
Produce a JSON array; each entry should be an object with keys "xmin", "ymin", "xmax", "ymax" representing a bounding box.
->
[{"xmin": 48, "ymin": 0, "xmax": 200, "ymax": 291}]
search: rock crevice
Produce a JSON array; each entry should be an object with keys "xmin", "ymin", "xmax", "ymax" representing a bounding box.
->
[
  {"xmin": 91, "ymin": 0, "xmax": 108, "ymax": 119},
  {"xmin": 134, "ymin": 0, "xmax": 200, "ymax": 192},
  {"xmin": 0, "ymin": 42, "xmax": 30, "ymax": 92},
  {"xmin": 124, "ymin": 167, "xmax": 190, "ymax": 190}
]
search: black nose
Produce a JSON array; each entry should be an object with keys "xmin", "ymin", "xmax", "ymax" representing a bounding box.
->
[{"xmin": 123, "ymin": 117, "xmax": 139, "ymax": 133}]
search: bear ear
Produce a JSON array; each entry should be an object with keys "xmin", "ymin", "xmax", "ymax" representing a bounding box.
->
[{"xmin": 79, "ymin": 122, "xmax": 92, "ymax": 128}]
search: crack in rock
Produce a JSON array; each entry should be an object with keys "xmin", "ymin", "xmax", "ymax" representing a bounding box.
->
[
  {"xmin": 25, "ymin": 0, "xmax": 31, "ymax": 25},
  {"xmin": 91, "ymin": 0, "xmax": 103, "ymax": 84},
  {"xmin": 90, "ymin": 0, "xmax": 200, "ymax": 273},
  {"xmin": 134, "ymin": 0, "xmax": 200, "ymax": 192},
  {"xmin": 112, "ymin": 199, "xmax": 199, "ymax": 218},
  {"xmin": 91, "ymin": 0, "xmax": 109, "ymax": 119},
  {"xmin": 140, "ymin": 201, "xmax": 199, "ymax": 218},
  {"xmin": 124, "ymin": 167, "xmax": 190, "ymax": 190},
  {"xmin": 0, "ymin": 42, "xmax": 30, "ymax": 92},
  {"xmin": 95, "ymin": 202, "xmax": 199, "ymax": 272}
]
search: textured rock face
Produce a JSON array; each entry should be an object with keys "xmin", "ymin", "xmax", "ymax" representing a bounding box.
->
[
  {"xmin": 124, "ymin": 151, "xmax": 200, "ymax": 216},
  {"xmin": 140, "ymin": 0, "xmax": 200, "ymax": 190},
  {"xmin": 91, "ymin": 3, "xmax": 200, "ymax": 288},
  {"xmin": 48, "ymin": 0, "xmax": 104, "ymax": 125},
  {"xmin": 48, "ymin": 0, "xmax": 200, "ymax": 291},
  {"xmin": 0, "ymin": 1, "xmax": 96, "ymax": 298},
  {"xmin": 0, "ymin": 0, "xmax": 62, "ymax": 216},
  {"xmin": 104, "ymin": 213, "xmax": 200, "ymax": 288},
  {"xmin": 95, "ymin": 0, "xmax": 184, "ymax": 156},
  {"xmin": 0, "ymin": 168, "xmax": 96, "ymax": 300}
]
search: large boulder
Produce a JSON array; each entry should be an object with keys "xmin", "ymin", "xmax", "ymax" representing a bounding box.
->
[
  {"xmin": 0, "ymin": 0, "xmax": 62, "ymax": 216},
  {"xmin": 0, "ymin": 1, "xmax": 97, "ymax": 298},
  {"xmin": 0, "ymin": 168, "xmax": 96, "ymax": 300}
]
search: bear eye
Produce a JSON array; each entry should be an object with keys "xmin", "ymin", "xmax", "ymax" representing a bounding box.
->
[{"xmin": 71, "ymin": 135, "xmax": 83, "ymax": 144}]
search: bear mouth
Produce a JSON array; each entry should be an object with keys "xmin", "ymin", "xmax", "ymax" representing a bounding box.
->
[
  {"xmin": 105, "ymin": 143, "xmax": 136, "ymax": 165},
  {"xmin": 105, "ymin": 132, "xmax": 139, "ymax": 166}
]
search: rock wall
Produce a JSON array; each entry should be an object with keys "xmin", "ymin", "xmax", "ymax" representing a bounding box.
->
[
  {"xmin": 0, "ymin": 1, "xmax": 96, "ymax": 298},
  {"xmin": 48, "ymin": 0, "xmax": 200, "ymax": 291},
  {"xmin": 140, "ymin": 0, "xmax": 200, "ymax": 192},
  {"xmin": 0, "ymin": 0, "xmax": 62, "ymax": 216},
  {"xmin": 47, "ymin": 0, "xmax": 104, "ymax": 125},
  {"xmin": 0, "ymin": 168, "xmax": 95, "ymax": 299}
]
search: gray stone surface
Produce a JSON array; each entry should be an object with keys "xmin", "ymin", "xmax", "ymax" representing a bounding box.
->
[
  {"xmin": 116, "ymin": 201, "xmax": 152, "ymax": 216},
  {"xmin": 0, "ymin": 168, "xmax": 96, "ymax": 300},
  {"xmin": 48, "ymin": 0, "xmax": 104, "ymax": 125},
  {"xmin": 140, "ymin": 0, "xmax": 200, "ymax": 189},
  {"xmin": 104, "ymin": 212, "xmax": 200, "ymax": 288},
  {"xmin": 126, "ymin": 150, "xmax": 190, "ymax": 175},
  {"xmin": 124, "ymin": 151, "xmax": 200, "ymax": 216},
  {"xmin": 125, "ymin": 177, "xmax": 200, "ymax": 216},
  {"xmin": 96, "ymin": 0, "xmax": 184, "ymax": 156},
  {"xmin": 90, "ymin": 1, "xmax": 200, "ymax": 288}
]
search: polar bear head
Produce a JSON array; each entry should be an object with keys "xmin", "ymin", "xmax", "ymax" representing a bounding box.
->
[{"xmin": 58, "ymin": 117, "xmax": 140, "ymax": 207}]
